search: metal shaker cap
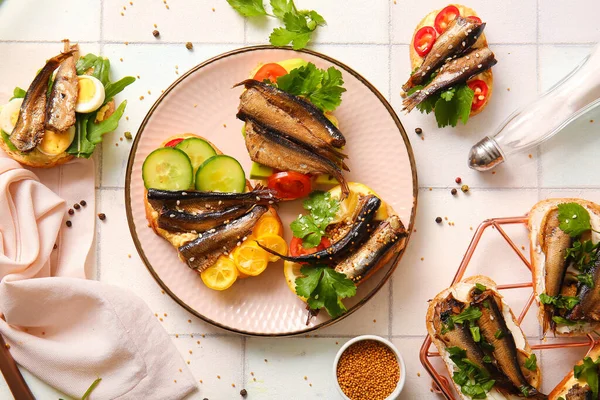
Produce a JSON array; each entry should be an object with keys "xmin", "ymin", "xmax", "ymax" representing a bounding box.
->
[{"xmin": 468, "ymin": 136, "xmax": 505, "ymax": 171}]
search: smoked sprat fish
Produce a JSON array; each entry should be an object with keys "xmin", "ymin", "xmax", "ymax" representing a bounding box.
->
[
  {"xmin": 46, "ymin": 41, "xmax": 79, "ymax": 132},
  {"xmin": 402, "ymin": 46, "xmax": 497, "ymax": 112},
  {"xmin": 403, "ymin": 16, "xmax": 486, "ymax": 91},
  {"xmin": 158, "ymin": 205, "xmax": 251, "ymax": 233},
  {"xmin": 10, "ymin": 52, "xmax": 73, "ymax": 151},
  {"xmin": 147, "ymin": 186, "xmax": 279, "ymax": 211}
]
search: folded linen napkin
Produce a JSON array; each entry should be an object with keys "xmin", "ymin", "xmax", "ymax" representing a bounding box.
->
[{"xmin": 0, "ymin": 154, "xmax": 197, "ymax": 399}]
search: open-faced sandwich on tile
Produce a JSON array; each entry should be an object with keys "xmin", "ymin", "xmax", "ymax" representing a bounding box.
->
[
  {"xmin": 234, "ymin": 58, "xmax": 350, "ymax": 200},
  {"xmin": 549, "ymin": 342, "xmax": 600, "ymax": 400},
  {"xmin": 0, "ymin": 40, "xmax": 135, "ymax": 167},
  {"xmin": 528, "ymin": 198, "xmax": 600, "ymax": 336},
  {"xmin": 426, "ymin": 276, "xmax": 546, "ymax": 399},
  {"xmin": 260, "ymin": 182, "xmax": 408, "ymax": 319},
  {"xmin": 402, "ymin": 4, "xmax": 497, "ymax": 128},
  {"xmin": 142, "ymin": 133, "xmax": 288, "ymax": 291}
]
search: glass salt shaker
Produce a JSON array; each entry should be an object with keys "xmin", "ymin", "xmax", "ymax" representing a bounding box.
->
[{"xmin": 468, "ymin": 43, "xmax": 600, "ymax": 171}]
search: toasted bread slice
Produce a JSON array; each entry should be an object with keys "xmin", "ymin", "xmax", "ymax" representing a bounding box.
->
[{"xmin": 549, "ymin": 342, "xmax": 600, "ymax": 399}]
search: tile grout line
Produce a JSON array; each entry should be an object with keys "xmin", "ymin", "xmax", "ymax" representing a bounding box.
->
[
  {"xmin": 96, "ymin": 0, "xmax": 105, "ymax": 282},
  {"xmin": 387, "ymin": 0, "xmax": 394, "ymax": 341},
  {"xmin": 535, "ymin": 0, "xmax": 544, "ymax": 347},
  {"xmin": 241, "ymin": 336, "xmax": 247, "ymax": 389}
]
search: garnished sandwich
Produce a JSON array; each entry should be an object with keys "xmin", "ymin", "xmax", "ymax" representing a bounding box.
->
[
  {"xmin": 549, "ymin": 343, "xmax": 600, "ymax": 400},
  {"xmin": 426, "ymin": 276, "xmax": 546, "ymax": 399},
  {"xmin": 235, "ymin": 59, "xmax": 349, "ymax": 200},
  {"xmin": 402, "ymin": 4, "xmax": 496, "ymax": 128},
  {"xmin": 142, "ymin": 134, "xmax": 286, "ymax": 291},
  {"xmin": 0, "ymin": 40, "xmax": 134, "ymax": 167},
  {"xmin": 529, "ymin": 199, "xmax": 600, "ymax": 336}
]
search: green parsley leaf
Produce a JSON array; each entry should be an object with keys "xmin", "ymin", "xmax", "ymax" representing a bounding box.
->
[
  {"xmin": 295, "ymin": 265, "xmax": 356, "ymax": 318},
  {"xmin": 573, "ymin": 356, "xmax": 600, "ymax": 400},
  {"xmin": 539, "ymin": 293, "xmax": 580, "ymax": 310},
  {"xmin": 270, "ymin": 0, "xmax": 296, "ymax": 19},
  {"xmin": 577, "ymin": 273, "xmax": 595, "ymax": 288},
  {"xmin": 433, "ymin": 84, "xmax": 475, "ymax": 128},
  {"xmin": 451, "ymin": 306, "xmax": 482, "ymax": 325},
  {"xmin": 524, "ymin": 353, "xmax": 537, "ymax": 371},
  {"xmin": 269, "ymin": 10, "xmax": 325, "ymax": 50},
  {"xmin": 552, "ymin": 316, "xmax": 577, "ymax": 326},
  {"xmin": 226, "ymin": 0, "xmax": 268, "ymax": 17},
  {"xmin": 470, "ymin": 326, "xmax": 481, "ymax": 342},
  {"xmin": 440, "ymin": 87, "xmax": 456, "ymax": 101},
  {"xmin": 290, "ymin": 191, "xmax": 340, "ymax": 248},
  {"xmin": 558, "ymin": 203, "xmax": 592, "ymax": 237},
  {"xmin": 275, "ymin": 63, "xmax": 346, "ymax": 112},
  {"xmin": 10, "ymin": 87, "xmax": 26, "ymax": 100}
]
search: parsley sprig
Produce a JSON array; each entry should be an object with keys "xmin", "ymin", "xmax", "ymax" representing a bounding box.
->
[
  {"xmin": 447, "ymin": 346, "xmax": 496, "ymax": 399},
  {"xmin": 407, "ymin": 79, "xmax": 474, "ymax": 128},
  {"xmin": 539, "ymin": 293, "xmax": 580, "ymax": 310},
  {"xmin": 226, "ymin": 0, "xmax": 326, "ymax": 49},
  {"xmin": 295, "ymin": 265, "xmax": 356, "ymax": 318},
  {"xmin": 557, "ymin": 203, "xmax": 600, "ymax": 237},
  {"xmin": 274, "ymin": 63, "xmax": 346, "ymax": 112},
  {"xmin": 290, "ymin": 191, "xmax": 340, "ymax": 248}
]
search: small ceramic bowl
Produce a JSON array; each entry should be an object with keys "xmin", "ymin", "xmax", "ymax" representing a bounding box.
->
[{"xmin": 332, "ymin": 335, "xmax": 406, "ymax": 400}]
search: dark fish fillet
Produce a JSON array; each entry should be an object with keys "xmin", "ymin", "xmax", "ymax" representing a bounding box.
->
[
  {"xmin": 147, "ymin": 186, "xmax": 279, "ymax": 211},
  {"xmin": 566, "ymin": 384, "xmax": 593, "ymax": 400},
  {"xmin": 178, "ymin": 205, "xmax": 268, "ymax": 271},
  {"xmin": 46, "ymin": 43, "xmax": 78, "ymax": 132},
  {"xmin": 236, "ymin": 79, "xmax": 346, "ymax": 148},
  {"xmin": 158, "ymin": 205, "xmax": 251, "ymax": 233},
  {"xmin": 567, "ymin": 256, "xmax": 600, "ymax": 321},
  {"xmin": 403, "ymin": 16, "xmax": 486, "ymax": 91},
  {"xmin": 334, "ymin": 215, "xmax": 407, "ymax": 283},
  {"xmin": 472, "ymin": 290, "xmax": 547, "ymax": 398},
  {"xmin": 257, "ymin": 195, "xmax": 381, "ymax": 263},
  {"xmin": 10, "ymin": 52, "xmax": 73, "ymax": 151},
  {"xmin": 402, "ymin": 46, "xmax": 497, "ymax": 112},
  {"xmin": 244, "ymin": 120, "xmax": 350, "ymax": 199}
]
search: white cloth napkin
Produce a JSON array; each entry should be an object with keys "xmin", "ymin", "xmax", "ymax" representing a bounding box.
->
[{"xmin": 0, "ymin": 154, "xmax": 197, "ymax": 399}]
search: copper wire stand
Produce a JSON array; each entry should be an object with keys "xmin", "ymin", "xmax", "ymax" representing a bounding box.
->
[{"xmin": 419, "ymin": 216, "xmax": 597, "ymax": 400}]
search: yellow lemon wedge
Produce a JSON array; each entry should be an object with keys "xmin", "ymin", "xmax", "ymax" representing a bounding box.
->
[
  {"xmin": 328, "ymin": 182, "xmax": 389, "ymax": 225},
  {"xmin": 253, "ymin": 215, "xmax": 283, "ymax": 237},
  {"xmin": 233, "ymin": 242, "xmax": 269, "ymax": 277},
  {"xmin": 200, "ymin": 256, "xmax": 238, "ymax": 291},
  {"xmin": 256, "ymin": 234, "xmax": 288, "ymax": 262},
  {"xmin": 283, "ymin": 261, "xmax": 307, "ymax": 302}
]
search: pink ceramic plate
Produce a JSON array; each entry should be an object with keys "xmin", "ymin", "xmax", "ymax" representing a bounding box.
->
[{"xmin": 125, "ymin": 46, "xmax": 418, "ymax": 336}]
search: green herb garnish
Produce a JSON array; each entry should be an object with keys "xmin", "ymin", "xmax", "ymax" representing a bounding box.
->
[
  {"xmin": 470, "ymin": 326, "xmax": 481, "ymax": 343},
  {"xmin": 290, "ymin": 191, "xmax": 339, "ymax": 248},
  {"xmin": 524, "ymin": 353, "xmax": 537, "ymax": 371},
  {"xmin": 552, "ymin": 316, "xmax": 577, "ymax": 326},
  {"xmin": 557, "ymin": 203, "xmax": 596, "ymax": 237},
  {"xmin": 578, "ymin": 273, "xmax": 595, "ymax": 288},
  {"xmin": 407, "ymin": 82, "xmax": 475, "ymax": 128},
  {"xmin": 295, "ymin": 264, "xmax": 356, "ymax": 318},
  {"xmin": 474, "ymin": 283, "xmax": 487, "ymax": 293},
  {"xmin": 10, "ymin": 87, "xmax": 26, "ymax": 100},
  {"xmin": 539, "ymin": 293, "xmax": 580, "ymax": 310},
  {"xmin": 566, "ymin": 239, "xmax": 599, "ymax": 271},
  {"xmin": 574, "ymin": 357, "xmax": 600, "ymax": 400},
  {"xmin": 494, "ymin": 329, "xmax": 505, "ymax": 339},
  {"xmin": 452, "ymin": 306, "xmax": 483, "ymax": 325},
  {"xmin": 226, "ymin": 0, "xmax": 326, "ymax": 50},
  {"xmin": 447, "ymin": 346, "xmax": 496, "ymax": 399}
]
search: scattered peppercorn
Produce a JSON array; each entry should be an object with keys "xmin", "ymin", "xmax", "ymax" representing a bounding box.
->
[
  {"xmin": 186, "ymin": 42, "xmax": 194, "ymax": 50},
  {"xmin": 415, "ymin": 127, "xmax": 422, "ymax": 134},
  {"xmin": 66, "ymin": 221, "xmax": 72, "ymax": 227},
  {"xmin": 153, "ymin": 30, "xmax": 160, "ymax": 37},
  {"xmin": 98, "ymin": 213, "xmax": 106, "ymax": 221},
  {"xmin": 461, "ymin": 184, "xmax": 470, "ymax": 193},
  {"xmin": 435, "ymin": 217, "xmax": 442, "ymax": 224},
  {"xmin": 455, "ymin": 177, "xmax": 462, "ymax": 184},
  {"xmin": 451, "ymin": 188, "xmax": 457, "ymax": 195},
  {"xmin": 74, "ymin": 203, "xmax": 80, "ymax": 210},
  {"xmin": 124, "ymin": 131, "xmax": 132, "ymax": 140},
  {"xmin": 53, "ymin": 243, "xmax": 58, "ymax": 250},
  {"xmin": 336, "ymin": 340, "xmax": 399, "ymax": 400},
  {"xmin": 240, "ymin": 389, "xmax": 247, "ymax": 397},
  {"xmin": 68, "ymin": 208, "xmax": 74, "ymax": 215},
  {"xmin": 80, "ymin": 200, "xmax": 87, "ymax": 206}
]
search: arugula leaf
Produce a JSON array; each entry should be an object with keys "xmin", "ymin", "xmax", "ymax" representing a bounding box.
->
[
  {"xmin": 87, "ymin": 101, "xmax": 127, "ymax": 144},
  {"xmin": 539, "ymin": 293, "xmax": 580, "ymax": 310},
  {"xmin": 81, "ymin": 378, "xmax": 102, "ymax": 400},
  {"xmin": 566, "ymin": 239, "xmax": 599, "ymax": 271},
  {"xmin": 574, "ymin": 357, "xmax": 600, "ymax": 400},
  {"xmin": 295, "ymin": 265, "xmax": 356, "ymax": 318},
  {"xmin": 552, "ymin": 316, "xmax": 577, "ymax": 326},
  {"xmin": 290, "ymin": 191, "xmax": 339, "ymax": 248},
  {"xmin": 226, "ymin": 0, "xmax": 267, "ymax": 17},
  {"xmin": 470, "ymin": 326, "xmax": 481, "ymax": 342},
  {"xmin": 558, "ymin": 203, "xmax": 592, "ymax": 237},
  {"xmin": 275, "ymin": 63, "xmax": 346, "ymax": 112},
  {"xmin": 451, "ymin": 306, "xmax": 482, "ymax": 325},
  {"xmin": 1, "ymin": 129, "xmax": 17, "ymax": 152},
  {"xmin": 474, "ymin": 283, "xmax": 487, "ymax": 293},
  {"xmin": 104, "ymin": 76, "xmax": 136, "ymax": 103},
  {"xmin": 577, "ymin": 273, "xmax": 595, "ymax": 288},
  {"xmin": 524, "ymin": 354, "xmax": 537, "ymax": 371},
  {"xmin": 76, "ymin": 53, "xmax": 100, "ymax": 75},
  {"xmin": 270, "ymin": 0, "xmax": 296, "ymax": 19},
  {"xmin": 446, "ymin": 346, "xmax": 496, "ymax": 399},
  {"xmin": 67, "ymin": 114, "xmax": 95, "ymax": 158},
  {"xmin": 494, "ymin": 329, "xmax": 505, "ymax": 339},
  {"xmin": 10, "ymin": 87, "xmax": 26, "ymax": 100}
]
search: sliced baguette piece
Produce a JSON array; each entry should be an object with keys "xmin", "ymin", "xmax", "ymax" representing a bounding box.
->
[
  {"xmin": 425, "ymin": 275, "xmax": 542, "ymax": 399},
  {"xmin": 408, "ymin": 4, "xmax": 493, "ymax": 117},
  {"xmin": 528, "ymin": 198, "xmax": 600, "ymax": 336},
  {"xmin": 548, "ymin": 342, "xmax": 600, "ymax": 399}
]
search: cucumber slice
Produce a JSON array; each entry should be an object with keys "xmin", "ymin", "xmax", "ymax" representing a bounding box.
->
[
  {"xmin": 175, "ymin": 137, "xmax": 217, "ymax": 172},
  {"xmin": 143, "ymin": 147, "xmax": 193, "ymax": 190},
  {"xmin": 195, "ymin": 155, "xmax": 246, "ymax": 193}
]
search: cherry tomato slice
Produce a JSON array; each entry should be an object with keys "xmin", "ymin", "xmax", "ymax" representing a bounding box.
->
[
  {"xmin": 164, "ymin": 138, "xmax": 184, "ymax": 147},
  {"xmin": 413, "ymin": 26, "xmax": 437, "ymax": 57},
  {"xmin": 267, "ymin": 171, "xmax": 312, "ymax": 200},
  {"xmin": 467, "ymin": 15, "xmax": 482, "ymax": 23},
  {"xmin": 467, "ymin": 79, "xmax": 489, "ymax": 111},
  {"xmin": 289, "ymin": 237, "xmax": 332, "ymax": 257},
  {"xmin": 434, "ymin": 5, "xmax": 460, "ymax": 34},
  {"xmin": 253, "ymin": 63, "xmax": 288, "ymax": 83}
]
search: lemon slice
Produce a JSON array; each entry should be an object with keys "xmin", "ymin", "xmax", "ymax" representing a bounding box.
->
[
  {"xmin": 233, "ymin": 242, "xmax": 269, "ymax": 277},
  {"xmin": 253, "ymin": 214, "xmax": 283, "ymax": 237},
  {"xmin": 328, "ymin": 182, "xmax": 389, "ymax": 224},
  {"xmin": 283, "ymin": 261, "xmax": 307, "ymax": 302},
  {"xmin": 256, "ymin": 234, "xmax": 288, "ymax": 262},
  {"xmin": 200, "ymin": 256, "xmax": 238, "ymax": 291}
]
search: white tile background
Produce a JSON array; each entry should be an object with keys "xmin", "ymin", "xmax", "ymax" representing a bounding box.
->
[{"xmin": 0, "ymin": 0, "xmax": 599, "ymax": 398}]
